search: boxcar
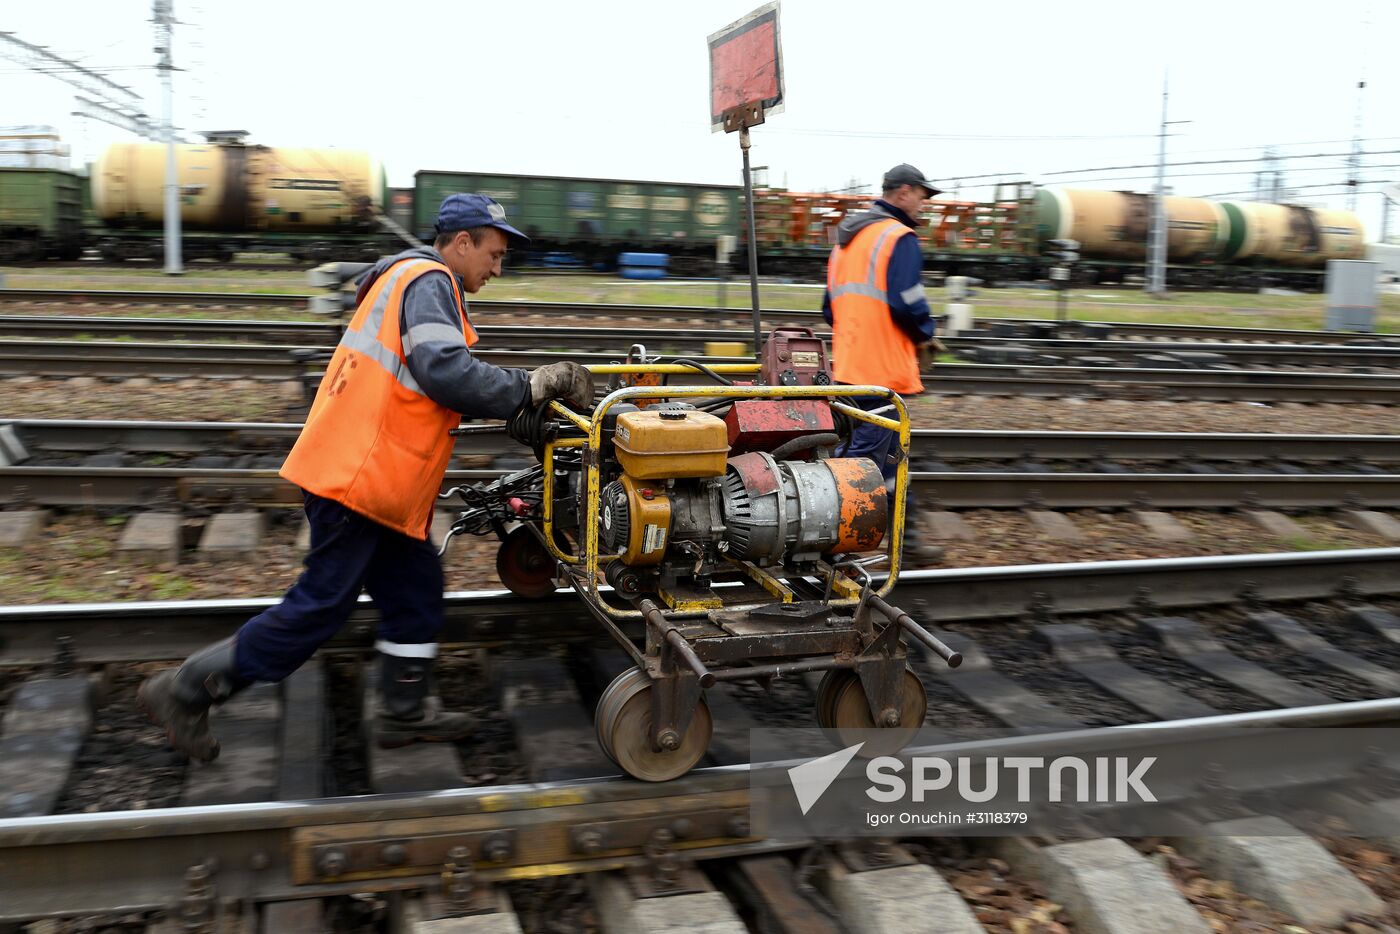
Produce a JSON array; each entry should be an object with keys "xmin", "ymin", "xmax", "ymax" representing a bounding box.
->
[
  {"xmin": 0, "ymin": 167, "xmax": 84, "ymax": 261},
  {"xmin": 413, "ymin": 170, "xmax": 740, "ymax": 270}
]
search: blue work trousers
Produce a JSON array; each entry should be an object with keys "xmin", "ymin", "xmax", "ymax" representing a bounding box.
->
[
  {"xmin": 838, "ymin": 394, "xmax": 909, "ymax": 520},
  {"xmin": 233, "ymin": 490, "xmax": 443, "ymax": 683}
]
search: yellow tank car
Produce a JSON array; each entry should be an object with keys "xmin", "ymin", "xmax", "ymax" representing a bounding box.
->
[
  {"xmin": 1219, "ymin": 201, "xmax": 1365, "ymax": 267},
  {"xmin": 1036, "ymin": 188, "xmax": 1226, "ymax": 263},
  {"xmin": 93, "ymin": 140, "xmax": 384, "ymax": 232}
]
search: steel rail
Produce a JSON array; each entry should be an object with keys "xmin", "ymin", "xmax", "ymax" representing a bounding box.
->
[
  {"xmin": 986, "ymin": 316, "xmax": 1400, "ymax": 346},
  {"xmin": 8, "ymin": 316, "xmax": 1400, "ymax": 371},
  {"xmin": 9, "ymin": 418, "xmax": 1400, "ymax": 464},
  {"xmin": 947, "ymin": 335, "xmax": 1400, "ymax": 369},
  {"xmin": 0, "ymin": 287, "xmax": 309, "ymax": 307},
  {"xmin": 920, "ymin": 367, "xmax": 1400, "ymax": 404},
  {"xmin": 7, "ymin": 338, "xmax": 1400, "ymax": 405},
  {"xmin": 1, "ymin": 289, "xmax": 1394, "ymax": 348},
  {"xmin": 2, "ymin": 693, "xmax": 1398, "ymax": 918},
  {"xmin": 3, "ymin": 548, "xmax": 1396, "ymax": 664},
  {"xmin": 3, "ymin": 463, "xmax": 1399, "ymax": 510},
  {"xmin": 0, "ymin": 314, "xmax": 342, "ymax": 344}
]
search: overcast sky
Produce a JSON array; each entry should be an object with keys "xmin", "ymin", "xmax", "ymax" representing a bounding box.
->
[{"xmin": 6, "ymin": 0, "xmax": 1397, "ymax": 236}]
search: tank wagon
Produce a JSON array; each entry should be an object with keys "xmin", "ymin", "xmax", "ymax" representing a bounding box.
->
[
  {"xmin": 1035, "ymin": 187, "xmax": 1365, "ymax": 288},
  {"xmin": 753, "ymin": 184, "xmax": 1365, "ymax": 288},
  {"xmin": 91, "ymin": 134, "xmax": 390, "ymax": 263},
  {"xmin": 413, "ymin": 170, "xmax": 741, "ymax": 272}
]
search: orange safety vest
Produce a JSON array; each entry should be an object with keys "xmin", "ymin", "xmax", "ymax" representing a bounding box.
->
[
  {"xmin": 281, "ymin": 258, "xmax": 480, "ymax": 539},
  {"xmin": 826, "ymin": 217, "xmax": 923, "ymax": 394}
]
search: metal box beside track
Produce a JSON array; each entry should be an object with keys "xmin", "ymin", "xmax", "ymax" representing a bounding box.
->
[{"xmin": 1325, "ymin": 260, "xmax": 1379, "ymax": 332}]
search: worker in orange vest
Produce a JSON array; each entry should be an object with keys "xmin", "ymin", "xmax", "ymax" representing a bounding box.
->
[
  {"xmin": 139, "ymin": 194, "xmax": 593, "ymax": 761},
  {"xmin": 823, "ymin": 164, "xmax": 940, "ymax": 555}
]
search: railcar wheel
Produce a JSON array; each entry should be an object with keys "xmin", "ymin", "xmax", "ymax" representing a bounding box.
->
[
  {"xmin": 495, "ymin": 525, "xmax": 558, "ymax": 599},
  {"xmin": 596, "ymin": 667, "xmax": 712, "ymax": 782},
  {"xmin": 814, "ymin": 668, "xmax": 927, "ymax": 757}
]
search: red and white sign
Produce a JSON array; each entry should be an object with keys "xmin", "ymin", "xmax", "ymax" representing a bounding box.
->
[{"xmin": 708, "ymin": 2, "xmax": 784, "ymax": 133}]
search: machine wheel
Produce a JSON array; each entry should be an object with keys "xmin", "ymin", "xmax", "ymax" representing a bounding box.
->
[
  {"xmin": 495, "ymin": 525, "xmax": 558, "ymax": 599},
  {"xmin": 595, "ymin": 667, "xmax": 712, "ymax": 782},
  {"xmin": 814, "ymin": 668, "xmax": 927, "ymax": 757}
]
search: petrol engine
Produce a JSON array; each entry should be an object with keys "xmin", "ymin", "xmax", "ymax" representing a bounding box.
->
[{"xmin": 597, "ymin": 401, "xmax": 887, "ymax": 604}]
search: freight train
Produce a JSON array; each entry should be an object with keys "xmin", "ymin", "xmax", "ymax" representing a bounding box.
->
[
  {"xmin": 1029, "ymin": 187, "xmax": 1366, "ymax": 288},
  {"xmin": 0, "ymin": 133, "xmax": 1366, "ymax": 288},
  {"xmin": 90, "ymin": 134, "xmax": 388, "ymax": 263},
  {"xmin": 753, "ymin": 183, "xmax": 1367, "ymax": 288}
]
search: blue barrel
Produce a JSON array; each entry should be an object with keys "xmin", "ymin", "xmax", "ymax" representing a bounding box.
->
[
  {"xmin": 619, "ymin": 266, "xmax": 667, "ymax": 280},
  {"xmin": 617, "ymin": 252, "xmax": 669, "ymax": 268}
]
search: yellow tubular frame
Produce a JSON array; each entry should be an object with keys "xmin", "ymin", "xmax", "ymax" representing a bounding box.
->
[{"xmin": 541, "ymin": 373, "xmax": 911, "ymax": 622}]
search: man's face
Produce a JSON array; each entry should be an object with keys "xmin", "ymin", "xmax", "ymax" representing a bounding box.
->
[
  {"xmin": 445, "ymin": 228, "xmax": 509, "ymax": 293},
  {"xmin": 888, "ymin": 183, "xmax": 931, "ymax": 222}
]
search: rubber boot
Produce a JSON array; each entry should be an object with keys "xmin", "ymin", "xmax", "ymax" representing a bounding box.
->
[
  {"xmin": 375, "ymin": 653, "xmax": 473, "ymax": 748},
  {"xmin": 136, "ymin": 637, "xmax": 249, "ymax": 762},
  {"xmin": 901, "ymin": 498, "xmax": 945, "ymax": 566}
]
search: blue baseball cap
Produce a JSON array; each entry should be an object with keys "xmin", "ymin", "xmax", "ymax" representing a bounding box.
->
[{"xmin": 434, "ymin": 193, "xmax": 530, "ymax": 245}]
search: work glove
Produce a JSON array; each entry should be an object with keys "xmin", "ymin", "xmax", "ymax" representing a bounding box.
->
[
  {"xmin": 917, "ymin": 338, "xmax": 946, "ymax": 370},
  {"xmin": 527, "ymin": 362, "xmax": 594, "ymax": 409}
]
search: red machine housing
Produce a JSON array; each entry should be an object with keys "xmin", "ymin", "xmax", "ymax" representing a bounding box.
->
[
  {"xmin": 723, "ymin": 399, "xmax": 836, "ymax": 456},
  {"xmin": 759, "ymin": 327, "xmax": 832, "ymax": 386}
]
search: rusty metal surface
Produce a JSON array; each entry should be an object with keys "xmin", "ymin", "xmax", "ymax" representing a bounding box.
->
[
  {"xmin": 724, "ymin": 399, "xmax": 835, "ymax": 454},
  {"xmin": 824, "ymin": 457, "xmax": 886, "ymax": 553}
]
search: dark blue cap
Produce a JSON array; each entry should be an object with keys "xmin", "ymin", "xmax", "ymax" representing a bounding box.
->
[{"xmin": 434, "ymin": 193, "xmax": 529, "ymax": 245}]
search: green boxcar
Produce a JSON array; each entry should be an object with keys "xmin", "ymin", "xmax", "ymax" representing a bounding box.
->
[
  {"xmin": 0, "ymin": 167, "xmax": 84, "ymax": 260},
  {"xmin": 412, "ymin": 170, "xmax": 740, "ymax": 261}
]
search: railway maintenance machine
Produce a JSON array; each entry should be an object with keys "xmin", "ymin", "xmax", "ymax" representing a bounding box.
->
[{"xmin": 441, "ymin": 329, "xmax": 961, "ymax": 781}]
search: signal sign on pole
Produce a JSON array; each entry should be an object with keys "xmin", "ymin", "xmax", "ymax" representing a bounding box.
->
[{"xmin": 708, "ymin": 2, "xmax": 784, "ymax": 134}]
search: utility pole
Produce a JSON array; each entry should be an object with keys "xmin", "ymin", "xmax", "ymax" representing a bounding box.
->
[
  {"xmin": 1254, "ymin": 147, "xmax": 1283, "ymax": 203},
  {"xmin": 153, "ymin": 0, "xmax": 182, "ymax": 275},
  {"xmin": 1147, "ymin": 76, "xmax": 1170, "ymax": 296},
  {"xmin": 1347, "ymin": 78, "xmax": 1366, "ymax": 211},
  {"xmin": 1147, "ymin": 74, "xmax": 1188, "ymax": 296}
]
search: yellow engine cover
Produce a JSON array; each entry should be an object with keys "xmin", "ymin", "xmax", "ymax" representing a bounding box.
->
[
  {"xmin": 619, "ymin": 474, "xmax": 671, "ymax": 565},
  {"xmin": 614, "ymin": 409, "xmax": 729, "ymax": 479}
]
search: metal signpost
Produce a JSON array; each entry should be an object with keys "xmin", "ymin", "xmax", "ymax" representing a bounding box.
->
[
  {"xmin": 708, "ymin": 2, "xmax": 784, "ymax": 359},
  {"xmin": 1045, "ymin": 238, "xmax": 1079, "ymax": 331}
]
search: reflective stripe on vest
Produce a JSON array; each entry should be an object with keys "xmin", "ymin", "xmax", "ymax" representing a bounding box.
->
[
  {"xmin": 828, "ymin": 221, "xmax": 907, "ymax": 303},
  {"xmin": 280, "ymin": 257, "xmax": 475, "ymax": 539},
  {"xmin": 826, "ymin": 218, "xmax": 923, "ymax": 394},
  {"xmin": 335, "ymin": 259, "xmax": 478, "ymax": 399}
]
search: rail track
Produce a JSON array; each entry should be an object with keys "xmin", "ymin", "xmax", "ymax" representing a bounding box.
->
[
  {"xmin": 5, "ymin": 420, "xmax": 1400, "ymax": 510},
  {"xmin": 2, "ymin": 286, "xmax": 1396, "ymax": 346},
  {"xmin": 6, "ymin": 313, "xmax": 1400, "ymax": 373},
  {"xmin": 9, "ymin": 418, "xmax": 1400, "ymax": 467},
  {"xmin": 2, "ymin": 549, "xmax": 1398, "ymax": 929},
  {"xmin": 8, "ymin": 336, "xmax": 1400, "ymax": 407}
]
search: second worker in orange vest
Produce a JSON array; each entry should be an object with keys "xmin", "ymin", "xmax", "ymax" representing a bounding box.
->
[
  {"xmin": 139, "ymin": 194, "xmax": 593, "ymax": 762},
  {"xmin": 823, "ymin": 164, "xmax": 942, "ymax": 559}
]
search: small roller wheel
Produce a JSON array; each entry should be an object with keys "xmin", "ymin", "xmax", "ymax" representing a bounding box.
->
[
  {"xmin": 814, "ymin": 667, "xmax": 927, "ymax": 757},
  {"xmin": 596, "ymin": 667, "xmax": 712, "ymax": 782},
  {"xmin": 495, "ymin": 525, "xmax": 558, "ymax": 599}
]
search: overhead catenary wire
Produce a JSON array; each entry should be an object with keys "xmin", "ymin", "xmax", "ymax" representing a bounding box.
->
[
  {"xmin": 930, "ymin": 140, "xmax": 1400, "ymax": 186},
  {"xmin": 1043, "ymin": 149, "xmax": 1400, "ymax": 177},
  {"xmin": 1050, "ymin": 162, "xmax": 1400, "ymax": 187}
]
